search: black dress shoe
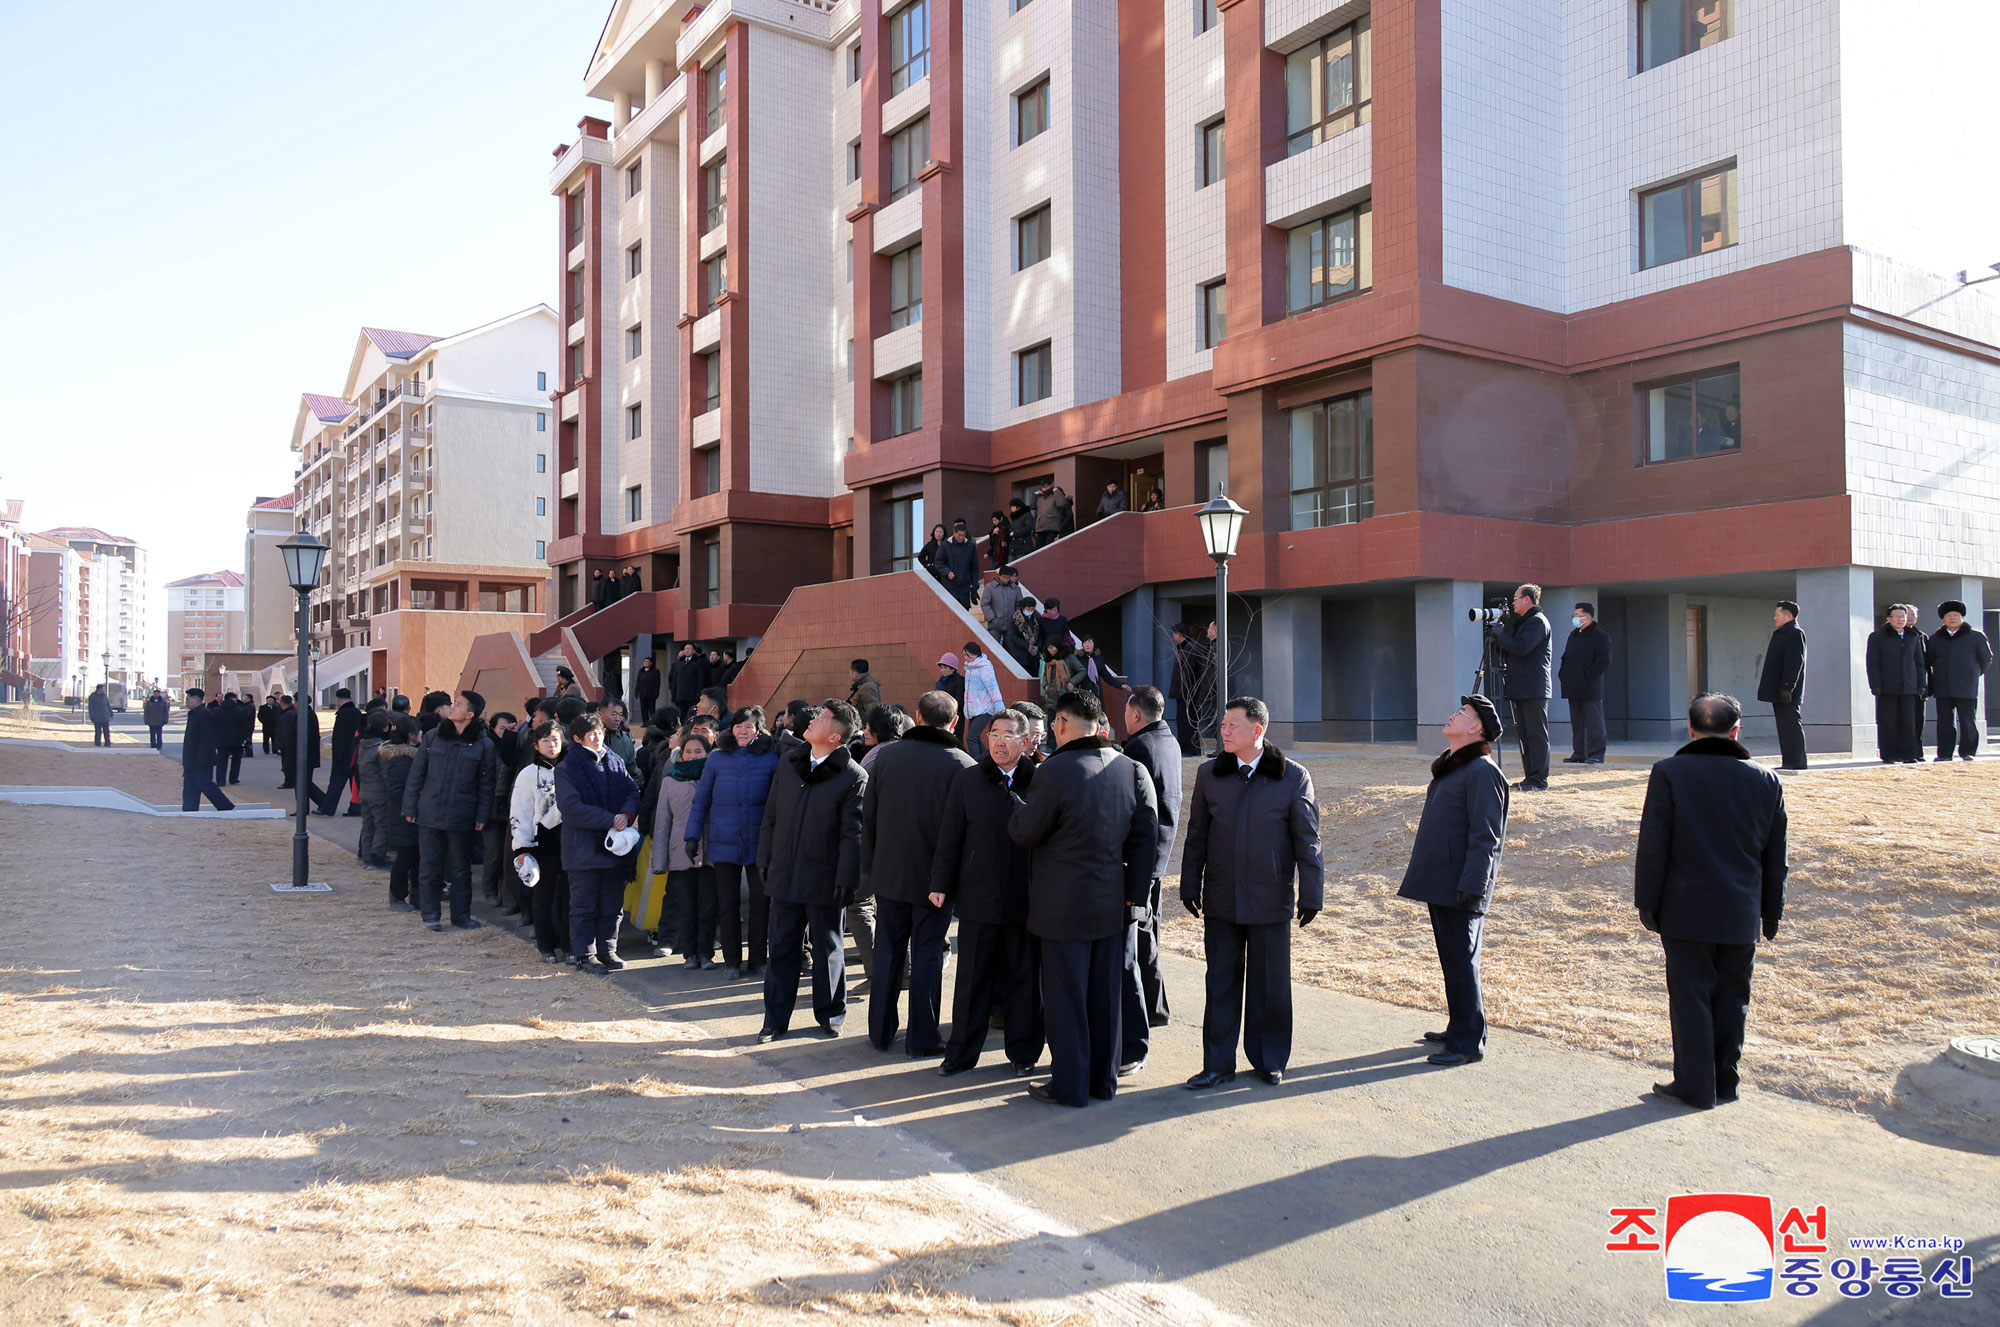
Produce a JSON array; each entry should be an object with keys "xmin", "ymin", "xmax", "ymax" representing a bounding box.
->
[
  {"xmin": 1257, "ymin": 1069, "xmax": 1283, "ymax": 1085},
  {"xmin": 756, "ymin": 1027, "xmax": 782, "ymax": 1044},
  {"xmin": 938, "ymin": 1061, "xmax": 974, "ymax": 1078},
  {"xmin": 1426, "ymin": 1050, "xmax": 1484, "ymax": 1066},
  {"xmin": 908, "ymin": 1043, "xmax": 948, "ymax": 1058},
  {"xmin": 1148, "ymin": 1014, "xmax": 1171, "ymax": 1028},
  {"xmin": 423, "ymin": 921, "xmax": 444, "ymax": 932},
  {"xmin": 816, "ymin": 1023, "xmax": 840, "ymax": 1038},
  {"xmin": 1421, "ymin": 1030, "xmax": 1447, "ymax": 1043},
  {"xmin": 1651, "ymin": 1081, "xmax": 1713, "ymax": 1109},
  {"xmin": 1011, "ymin": 1061, "xmax": 1038, "ymax": 1077},
  {"xmin": 1027, "ymin": 1082, "xmax": 1082, "ymax": 1107},
  {"xmin": 1184, "ymin": 1069, "xmax": 1236, "ymax": 1090},
  {"xmin": 1117, "ymin": 1058, "xmax": 1145, "ymax": 1078},
  {"xmin": 597, "ymin": 951, "xmax": 627, "ymax": 971},
  {"xmin": 450, "ymin": 918, "xmax": 482, "ymax": 931}
]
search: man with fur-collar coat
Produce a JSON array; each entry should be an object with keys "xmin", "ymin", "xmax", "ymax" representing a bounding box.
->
[{"xmin": 1179, "ymin": 695, "xmax": 1324, "ymax": 1089}]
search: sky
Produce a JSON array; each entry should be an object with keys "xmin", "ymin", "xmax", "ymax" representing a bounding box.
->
[{"xmin": 0, "ymin": 0, "xmax": 612, "ymax": 679}]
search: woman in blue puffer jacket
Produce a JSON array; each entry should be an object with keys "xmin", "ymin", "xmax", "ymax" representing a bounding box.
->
[{"xmin": 685, "ymin": 706, "xmax": 781, "ymax": 979}]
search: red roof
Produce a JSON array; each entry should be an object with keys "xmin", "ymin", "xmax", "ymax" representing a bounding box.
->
[
  {"xmin": 363, "ymin": 327, "xmax": 441, "ymax": 359},
  {"xmin": 302, "ymin": 393, "xmax": 352, "ymax": 423},
  {"xmin": 38, "ymin": 526, "xmax": 138, "ymax": 546},
  {"xmin": 165, "ymin": 570, "xmax": 245, "ymax": 589},
  {"xmin": 251, "ymin": 494, "xmax": 296, "ymax": 511}
]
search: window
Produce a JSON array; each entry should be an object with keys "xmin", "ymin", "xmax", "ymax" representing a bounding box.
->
[
  {"xmin": 536, "ymin": 453, "xmax": 547, "ymax": 473},
  {"xmin": 626, "ymin": 162, "xmax": 642, "ymax": 197},
  {"xmin": 1199, "ymin": 117, "xmax": 1226, "ymax": 188},
  {"xmin": 626, "ymin": 243, "xmax": 642, "ymax": 279},
  {"xmin": 536, "ymin": 540, "xmax": 546, "ymax": 560},
  {"xmin": 888, "ymin": 0, "xmax": 929, "ymax": 95},
  {"xmin": 1285, "ymin": 19, "xmax": 1371, "ymax": 156},
  {"xmin": 888, "ymin": 371, "xmax": 923, "ymax": 437},
  {"xmin": 1012, "ymin": 0, "xmax": 1036, "ymax": 12},
  {"xmin": 702, "ymin": 58, "xmax": 727, "ymax": 136},
  {"xmin": 702, "ymin": 158, "xmax": 727, "ymax": 232},
  {"xmin": 1015, "ymin": 342, "xmax": 1052, "ymax": 406},
  {"xmin": 888, "ymin": 244, "xmax": 924, "ymax": 329},
  {"xmin": 888, "ymin": 116, "xmax": 930, "ymax": 201},
  {"xmin": 627, "ymin": 404, "xmax": 643, "ymax": 440},
  {"xmin": 1639, "ymin": 0, "xmax": 1731, "ymax": 73},
  {"xmin": 570, "ymin": 343, "xmax": 584, "ymax": 382},
  {"xmin": 1015, "ymin": 203, "xmax": 1051, "ymax": 270},
  {"xmin": 847, "ymin": 42, "xmax": 862, "ymax": 86},
  {"xmin": 626, "ymin": 325, "xmax": 642, "ymax": 360},
  {"xmin": 848, "ymin": 138, "xmax": 862, "ymax": 183},
  {"xmin": 846, "ymin": 338, "xmax": 854, "ymax": 381},
  {"xmin": 1286, "ymin": 203, "xmax": 1373, "ymax": 312},
  {"xmin": 701, "ymin": 351, "xmax": 721, "ymax": 413},
  {"xmin": 1644, "ymin": 368, "xmax": 1740, "ymax": 463},
  {"xmin": 698, "ymin": 445, "xmax": 721, "ymax": 496},
  {"xmin": 1014, "ymin": 77, "xmax": 1049, "ymax": 146},
  {"xmin": 1196, "ymin": 0, "xmax": 1220, "ymax": 35},
  {"xmin": 1199, "ymin": 279, "xmax": 1227, "ymax": 349},
  {"xmin": 702, "ymin": 253, "xmax": 728, "ymax": 311},
  {"xmin": 626, "ymin": 486, "xmax": 643, "ymax": 523},
  {"xmin": 700, "ymin": 536, "xmax": 721, "ymax": 607},
  {"xmin": 536, "ymin": 412, "xmax": 547, "ymax": 432},
  {"xmin": 1639, "ymin": 164, "xmax": 1736, "ymax": 269},
  {"xmin": 846, "ymin": 239, "xmax": 853, "ymax": 281},
  {"xmin": 567, "ymin": 191, "xmax": 584, "ymax": 246},
  {"xmin": 537, "ymin": 371, "xmax": 547, "ymax": 391},
  {"xmin": 1198, "ymin": 439, "xmax": 1229, "ymax": 498},
  {"xmin": 536, "ymin": 497, "xmax": 547, "ymax": 516},
  {"xmin": 887, "ymin": 490, "xmax": 925, "ymax": 572},
  {"xmin": 1288, "ymin": 390, "xmax": 1374, "ymax": 529}
]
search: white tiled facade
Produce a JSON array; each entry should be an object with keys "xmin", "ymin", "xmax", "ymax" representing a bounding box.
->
[{"xmin": 1164, "ymin": 0, "xmax": 1227, "ymax": 383}]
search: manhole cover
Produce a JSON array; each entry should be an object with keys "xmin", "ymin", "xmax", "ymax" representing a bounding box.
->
[{"xmin": 1946, "ymin": 1036, "xmax": 2000, "ymax": 1078}]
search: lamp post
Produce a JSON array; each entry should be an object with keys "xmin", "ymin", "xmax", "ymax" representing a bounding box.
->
[
  {"xmin": 278, "ymin": 532, "xmax": 329, "ymax": 890},
  {"xmin": 1195, "ymin": 490, "xmax": 1247, "ymax": 755}
]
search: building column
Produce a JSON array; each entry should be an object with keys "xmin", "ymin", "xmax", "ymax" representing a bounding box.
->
[
  {"xmin": 1912, "ymin": 576, "xmax": 1987, "ymax": 750},
  {"xmin": 1120, "ymin": 585, "xmax": 1157, "ymax": 688},
  {"xmin": 1797, "ymin": 565, "xmax": 1875, "ymax": 756},
  {"xmin": 1414, "ymin": 580, "xmax": 1484, "ymax": 751},
  {"xmin": 1544, "ymin": 585, "xmax": 1597, "ymax": 747},
  {"xmin": 1261, "ymin": 593, "xmax": 1322, "ymax": 746}
]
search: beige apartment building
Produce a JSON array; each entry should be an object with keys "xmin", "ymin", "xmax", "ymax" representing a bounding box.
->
[
  {"xmin": 290, "ymin": 305, "xmax": 559, "ymax": 701},
  {"xmin": 165, "ymin": 570, "xmax": 245, "ymax": 692},
  {"xmin": 243, "ymin": 493, "xmax": 297, "ymax": 653}
]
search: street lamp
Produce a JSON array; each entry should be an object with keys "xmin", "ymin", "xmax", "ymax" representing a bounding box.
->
[
  {"xmin": 1196, "ymin": 489, "xmax": 1247, "ymax": 755},
  {"xmin": 278, "ymin": 531, "xmax": 329, "ymax": 889}
]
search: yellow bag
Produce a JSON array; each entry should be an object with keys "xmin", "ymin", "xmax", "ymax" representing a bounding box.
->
[{"xmin": 621, "ymin": 836, "xmax": 671, "ymax": 934}]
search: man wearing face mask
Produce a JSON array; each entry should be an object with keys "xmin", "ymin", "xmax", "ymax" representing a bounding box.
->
[{"xmin": 1558, "ymin": 602, "xmax": 1612, "ymax": 765}]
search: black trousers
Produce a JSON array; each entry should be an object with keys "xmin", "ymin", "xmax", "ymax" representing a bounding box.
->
[
  {"xmin": 1127, "ymin": 876, "xmax": 1171, "ymax": 1029},
  {"xmin": 846, "ymin": 895, "xmax": 877, "ymax": 980},
  {"xmin": 713, "ymin": 860, "xmax": 767, "ymax": 971},
  {"xmin": 1170, "ymin": 701, "xmax": 1200, "ymax": 756},
  {"xmin": 1772, "ymin": 701, "xmax": 1807, "ymax": 769},
  {"xmin": 390, "ymin": 842, "xmax": 420, "ymax": 903},
  {"xmin": 1040, "ymin": 935, "xmax": 1124, "ymax": 1106},
  {"xmin": 317, "ymin": 766, "xmax": 350, "ymax": 812},
  {"xmin": 417, "ymin": 826, "xmax": 477, "ymax": 926},
  {"xmin": 262, "ymin": 725, "xmax": 277, "ymax": 753},
  {"xmin": 1509, "ymin": 698, "xmax": 1550, "ymax": 782},
  {"xmin": 1200, "ymin": 914, "xmax": 1293, "ymax": 1075},
  {"xmin": 1427, "ymin": 903, "xmax": 1487, "ymax": 1056},
  {"xmin": 526, "ymin": 832, "xmax": 567, "ymax": 954},
  {"xmin": 1568, "ymin": 699, "xmax": 1606, "ymax": 762},
  {"xmin": 1661, "ymin": 936, "xmax": 1756, "ymax": 1108},
  {"xmin": 357, "ymin": 803, "xmax": 386, "ymax": 865},
  {"xmin": 763, "ymin": 899, "xmax": 846, "ymax": 1032},
  {"xmin": 93, "ymin": 719, "xmax": 111, "ymax": 745},
  {"xmin": 636, "ymin": 696, "xmax": 655, "ymax": 725},
  {"xmin": 180, "ymin": 766, "xmax": 234, "ymax": 812},
  {"xmin": 568, "ymin": 866, "xmax": 626, "ymax": 957},
  {"xmin": 147, "ymin": 724, "xmax": 164, "ymax": 749},
  {"xmin": 1875, "ymin": 694, "xmax": 1923, "ymax": 761},
  {"xmin": 944, "ymin": 919, "xmax": 1044, "ymax": 1071},
  {"xmin": 481, "ymin": 817, "xmax": 514, "ymax": 902},
  {"xmin": 869, "ymin": 896, "xmax": 953, "ymax": 1053},
  {"xmin": 671, "ymin": 866, "xmax": 717, "ymax": 958},
  {"xmin": 1937, "ymin": 696, "xmax": 1980, "ymax": 759}
]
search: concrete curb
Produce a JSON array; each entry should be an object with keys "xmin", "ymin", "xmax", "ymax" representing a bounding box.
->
[{"xmin": 0, "ymin": 786, "xmax": 287, "ymax": 819}]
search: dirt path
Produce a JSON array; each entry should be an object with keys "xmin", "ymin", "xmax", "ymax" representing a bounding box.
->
[{"xmin": 0, "ymin": 804, "xmax": 1220, "ymax": 1326}]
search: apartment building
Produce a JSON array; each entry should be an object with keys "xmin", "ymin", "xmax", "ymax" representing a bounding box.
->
[
  {"xmin": 165, "ymin": 570, "xmax": 246, "ymax": 691},
  {"xmin": 0, "ymin": 496, "xmax": 31, "ymax": 702},
  {"xmin": 289, "ymin": 306, "xmax": 559, "ymax": 700},
  {"xmin": 503, "ymin": 0, "xmax": 1999, "ymax": 753},
  {"xmin": 28, "ymin": 527, "xmax": 147, "ymax": 701},
  {"xmin": 243, "ymin": 494, "xmax": 297, "ymax": 653}
]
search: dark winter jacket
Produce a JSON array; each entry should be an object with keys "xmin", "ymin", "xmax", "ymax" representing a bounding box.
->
[
  {"xmin": 355, "ymin": 735, "xmax": 387, "ymax": 807},
  {"xmin": 1927, "ymin": 624, "xmax": 1993, "ymax": 700},
  {"xmin": 1120, "ymin": 719, "xmax": 1183, "ymax": 878},
  {"xmin": 634, "ymin": 662, "xmax": 662, "ymax": 704},
  {"xmin": 1009, "ymin": 736, "xmax": 1159, "ymax": 942},
  {"xmin": 1168, "ymin": 637, "xmax": 1208, "ymax": 704},
  {"xmin": 1557, "ymin": 624, "xmax": 1612, "ymax": 702},
  {"xmin": 861, "ymin": 726, "xmax": 977, "ymax": 903},
  {"xmin": 402, "ymin": 718, "xmax": 499, "ymax": 832},
  {"xmin": 930, "ymin": 757, "xmax": 1036, "ymax": 925},
  {"xmin": 276, "ymin": 705, "xmax": 320, "ymax": 775},
  {"xmin": 1865, "ymin": 624, "xmax": 1927, "ymax": 696},
  {"xmin": 757, "ymin": 743, "xmax": 867, "ymax": 907},
  {"xmin": 669, "ymin": 652, "xmax": 710, "ymax": 709},
  {"xmin": 1007, "ymin": 505, "xmax": 1036, "ymax": 548},
  {"xmin": 686, "ymin": 734, "xmax": 781, "ymax": 865},
  {"xmin": 1032, "ymin": 487, "xmax": 1071, "ymax": 534},
  {"xmin": 257, "ymin": 700, "xmax": 280, "ymax": 735},
  {"xmin": 378, "ymin": 744, "xmax": 420, "ymax": 848},
  {"xmin": 552, "ymin": 740, "xmax": 641, "ymax": 872},
  {"xmin": 1180, "ymin": 744, "xmax": 1324, "ymax": 925},
  {"xmin": 848, "ymin": 672, "xmax": 883, "ymax": 714},
  {"xmin": 1493, "ymin": 609, "xmax": 1553, "ymax": 701},
  {"xmin": 1757, "ymin": 621, "xmax": 1807, "ymax": 705},
  {"xmin": 1634, "ymin": 737, "xmax": 1788, "ymax": 946},
  {"xmin": 88, "ymin": 691, "xmax": 111, "ymax": 723},
  {"xmin": 936, "ymin": 671, "xmax": 965, "ymax": 730},
  {"xmin": 1397, "ymin": 742, "xmax": 1509, "ymax": 914},
  {"xmin": 181, "ymin": 703, "xmax": 223, "ymax": 768},
  {"xmin": 939, "ymin": 535, "xmax": 980, "ymax": 596},
  {"xmin": 143, "ymin": 695, "xmax": 169, "ymax": 727},
  {"xmin": 1096, "ymin": 487, "xmax": 1129, "ymax": 519},
  {"xmin": 329, "ymin": 701, "xmax": 363, "ymax": 769}
]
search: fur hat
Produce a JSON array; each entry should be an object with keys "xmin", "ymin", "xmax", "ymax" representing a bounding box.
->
[
  {"xmin": 1938, "ymin": 599, "xmax": 1969, "ymax": 618},
  {"xmin": 1459, "ymin": 694, "xmax": 1504, "ymax": 743}
]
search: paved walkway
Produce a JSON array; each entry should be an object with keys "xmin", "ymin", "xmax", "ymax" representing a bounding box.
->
[{"xmin": 184, "ymin": 732, "xmax": 1999, "ymax": 1323}]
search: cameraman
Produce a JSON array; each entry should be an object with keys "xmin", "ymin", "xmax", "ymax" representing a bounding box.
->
[{"xmin": 1491, "ymin": 584, "xmax": 1553, "ymax": 791}]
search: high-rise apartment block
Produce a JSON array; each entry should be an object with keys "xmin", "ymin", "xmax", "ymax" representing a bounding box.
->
[
  {"xmin": 290, "ymin": 306, "xmax": 558, "ymax": 699},
  {"xmin": 165, "ymin": 571, "xmax": 246, "ymax": 690},
  {"xmin": 243, "ymin": 493, "xmax": 297, "ymax": 654},
  {"xmin": 483, "ymin": 0, "xmax": 1997, "ymax": 752},
  {"xmin": 28, "ymin": 527, "xmax": 147, "ymax": 700}
]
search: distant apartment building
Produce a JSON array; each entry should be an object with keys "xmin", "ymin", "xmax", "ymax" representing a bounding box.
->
[
  {"xmin": 496, "ymin": 0, "xmax": 1998, "ymax": 754},
  {"xmin": 243, "ymin": 493, "xmax": 297, "ymax": 653},
  {"xmin": 164, "ymin": 570, "xmax": 246, "ymax": 691},
  {"xmin": 28, "ymin": 527, "xmax": 146, "ymax": 700},
  {"xmin": 289, "ymin": 305, "xmax": 558, "ymax": 700},
  {"xmin": 0, "ymin": 496, "xmax": 31, "ymax": 702}
]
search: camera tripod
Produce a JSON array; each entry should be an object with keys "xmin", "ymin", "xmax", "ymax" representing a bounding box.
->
[{"xmin": 1470, "ymin": 619, "xmax": 1508, "ymax": 773}]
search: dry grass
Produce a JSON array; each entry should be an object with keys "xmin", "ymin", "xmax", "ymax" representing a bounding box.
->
[
  {"xmin": 0, "ymin": 705, "xmax": 187, "ymax": 801},
  {"xmin": 1162, "ymin": 755, "xmax": 2000, "ymax": 1135},
  {"xmin": 0, "ymin": 787, "xmax": 1168, "ymax": 1326}
]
